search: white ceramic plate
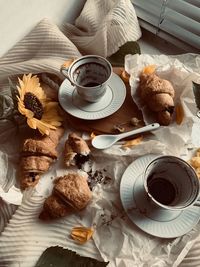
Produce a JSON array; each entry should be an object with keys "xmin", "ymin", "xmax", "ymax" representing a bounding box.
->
[
  {"xmin": 58, "ymin": 73, "xmax": 126, "ymax": 120},
  {"xmin": 120, "ymin": 154, "xmax": 200, "ymax": 238}
]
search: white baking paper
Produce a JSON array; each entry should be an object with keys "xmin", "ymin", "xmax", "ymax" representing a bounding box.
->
[
  {"xmin": 0, "ymin": 54, "xmax": 200, "ymax": 267},
  {"xmin": 125, "ymin": 53, "xmax": 200, "ymax": 156}
]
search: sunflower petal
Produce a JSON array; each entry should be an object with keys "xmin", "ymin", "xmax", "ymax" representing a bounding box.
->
[
  {"xmin": 27, "ymin": 118, "xmax": 37, "ymax": 129},
  {"xmin": 35, "ymin": 119, "xmax": 56, "ymax": 135}
]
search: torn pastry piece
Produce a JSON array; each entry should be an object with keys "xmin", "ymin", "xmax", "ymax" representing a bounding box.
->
[
  {"xmin": 64, "ymin": 133, "xmax": 90, "ymax": 168},
  {"xmin": 20, "ymin": 127, "xmax": 64, "ymax": 190},
  {"xmin": 39, "ymin": 172, "xmax": 92, "ymax": 220},
  {"xmin": 139, "ymin": 73, "xmax": 175, "ymax": 125}
]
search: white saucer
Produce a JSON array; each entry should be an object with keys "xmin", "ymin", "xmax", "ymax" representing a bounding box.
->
[
  {"xmin": 58, "ymin": 73, "xmax": 126, "ymax": 120},
  {"xmin": 120, "ymin": 154, "xmax": 200, "ymax": 238}
]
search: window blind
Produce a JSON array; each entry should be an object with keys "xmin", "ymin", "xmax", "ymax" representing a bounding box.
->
[
  {"xmin": 132, "ymin": 0, "xmax": 200, "ymax": 51},
  {"xmin": 133, "ymin": 0, "xmax": 163, "ymax": 34}
]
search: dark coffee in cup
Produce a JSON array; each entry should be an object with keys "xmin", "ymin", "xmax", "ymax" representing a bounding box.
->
[
  {"xmin": 144, "ymin": 156, "xmax": 200, "ymax": 211},
  {"xmin": 147, "ymin": 176, "xmax": 176, "ymax": 205},
  {"xmin": 60, "ymin": 55, "xmax": 112, "ymax": 102},
  {"xmin": 82, "ymin": 82, "xmax": 101, "ymax": 87}
]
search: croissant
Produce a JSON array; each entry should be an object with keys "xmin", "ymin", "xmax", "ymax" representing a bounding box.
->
[
  {"xmin": 39, "ymin": 172, "xmax": 92, "ymax": 220},
  {"xmin": 20, "ymin": 127, "xmax": 64, "ymax": 189},
  {"xmin": 139, "ymin": 73, "xmax": 175, "ymax": 125},
  {"xmin": 64, "ymin": 133, "xmax": 90, "ymax": 168}
]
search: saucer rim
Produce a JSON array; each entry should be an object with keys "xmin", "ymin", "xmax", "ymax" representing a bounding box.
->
[
  {"xmin": 58, "ymin": 73, "xmax": 126, "ymax": 120},
  {"xmin": 120, "ymin": 154, "xmax": 200, "ymax": 238}
]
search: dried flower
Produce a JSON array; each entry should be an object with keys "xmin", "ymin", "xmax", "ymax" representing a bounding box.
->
[
  {"xmin": 71, "ymin": 226, "xmax": 94, "ymax": 244},
  {"xmin": 142, "ymin": 65, "xmax": 156, "ymax": 75},
  {"xmin": 122, "ymin": 136, "xmax": 143, "ymax": 148}
]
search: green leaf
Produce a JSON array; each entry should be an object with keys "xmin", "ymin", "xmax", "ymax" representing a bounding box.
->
[
  {"xmin": 35, "ymin": 246, "xmax": 109, "ymax": 267},
  {"xmin": 0, "ymin": 94, "xmax": 15, "ymax": 118},
  {"xmin": 193, "ymin": 81, "xmax": 200, "ymax": 110},
  {"xmin": 0, "ymin": 77, "xmax": 25, "ymax": 132},
  {"xmin": 107, "ymin": 41, "xmax": 141, "ymax": 67},
  {"xmin": 8, "ymin": 77, "xmax": 19, "ymax": 110}
]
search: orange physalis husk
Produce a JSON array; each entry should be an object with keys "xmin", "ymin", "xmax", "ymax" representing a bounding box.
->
[
  {"xmin": 142, "ymin": 65, "xmax": 156, "ymax": 75},
  {"xmin": 122, "ymin": 136, "xmax": 143, "ymax": 148},
  {"xmin": 71, "ymin": 226, "xmax": 94, "ymax": 244},
  {"xmin": 120, "ymin": 69, "xmax": 130, "ymax": 83},
  {"xmin": 175, "ymin": 103, "xmax": 184, "ymax": 125}
]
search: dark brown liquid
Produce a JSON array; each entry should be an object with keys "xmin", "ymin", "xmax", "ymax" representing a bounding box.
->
[
  {"xmin": 83, "ymin": 82, "xmax": 100, "ymax": 87},
  {"xmin": 147, "ymin": 177, "xmax": 176, "ymax": 205}
]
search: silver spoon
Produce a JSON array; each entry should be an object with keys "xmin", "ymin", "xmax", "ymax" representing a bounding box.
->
[{"xmin": 91, "ymin": 123, "xmax": 160, "ymax": 149}]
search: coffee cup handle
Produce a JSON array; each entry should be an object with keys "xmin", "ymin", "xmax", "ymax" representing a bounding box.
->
[
  {"xmin": 194, "ymin": 197, "xmax": 200, "ymax": 207},
  {"xmin": 60, "ymin": 58, "xmax": 76, "ymax": 85}
]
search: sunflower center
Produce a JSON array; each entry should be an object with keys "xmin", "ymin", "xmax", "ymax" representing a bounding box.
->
[{"xmin": 24, "ymin": 92, "xmax": 44, "ymax": 119}]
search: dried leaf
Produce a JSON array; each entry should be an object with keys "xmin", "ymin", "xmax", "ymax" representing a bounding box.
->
[
  {"xmin": 71, "ymin": 226, "xmax": 94, "ymax": 244},
  {"xmin": 0, "ymin": 78, "xmax": 22, "ymax": 126},
  {"xmin": 142, "ymin": 65, "xmax": 156, "ymax": 75},
  {"xmin": 122, "ymin": 136, "xmax": 143, "ymax": 148},
  {"xmin": 61, "ymin": 58, "xmax": 76, "ymax": 68},
  {"xmin": 90, "ymin": 132, "xmax": 96, "ymax": 139},
  {"xmin": 8, "ymin": 78, "xmax": 19, "ymax": 110},
  {"xmin": 120, "ymin": 69, "xmax": 130, "ymax": 83},
  {"xmin": 175, "ymin": 103, "xmax": 184, "ymax": 125}
]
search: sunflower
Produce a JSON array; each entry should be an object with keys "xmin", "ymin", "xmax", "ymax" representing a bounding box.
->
[{"xmin": 17, "ymin": 73, "xmax": 62, "ymax": 135}]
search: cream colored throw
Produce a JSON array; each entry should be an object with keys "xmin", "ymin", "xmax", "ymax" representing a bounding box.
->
[{"xmin": 0, "ymin": 0, "xmax": 141, "ymax": 85}]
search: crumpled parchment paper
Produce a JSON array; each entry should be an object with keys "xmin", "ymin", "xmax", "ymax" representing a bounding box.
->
[
  {"xmin": 125, "ymin": 53, "xmax": 200, "ymax": 156},
  {"xmin": 0, "ymin": 54, "xmax": 200, "ymax": 267}
]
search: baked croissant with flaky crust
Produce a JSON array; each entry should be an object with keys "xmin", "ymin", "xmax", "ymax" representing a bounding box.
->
[
  {"xmin": 139, "ymin": 73, "xmax": 175, "ymax": 125},
  {"xmin": 20, "ymin": 127, "xmax": 64, "ymax": 190},
  {"xmin": 39, "ymin": 172, "xmax": 92, "ymax": 220}
]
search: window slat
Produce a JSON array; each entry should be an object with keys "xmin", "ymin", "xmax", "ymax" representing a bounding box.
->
[
  {"xmin": 167, "ymin": 0, "xmax": 200, "ymax": 21},
  {"xmin": 135, "ymin": 7, "xmax": 161, "ymax": 27},
  {"xmin": 131, "ymin": 0, "xmax": 200, "ymax": 51},
  {"xmin": 163, "ymin": 10, "xmax": 200, "ymax": 35},
  {"xmin": 160, "ymin": 20, "xmax": 200, "ymax": 49},
  {"xmin": 183, "ymin": 0, "xmax": 200, "ymax": 8}
]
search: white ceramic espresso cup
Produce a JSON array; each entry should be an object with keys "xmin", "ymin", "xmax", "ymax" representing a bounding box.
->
[
  {"xmin": 143, "ymin": 155, "xmax": 200, "ymax": 211},
  {"xmin": 60, "ymin": 55, "xmax": 112, "ymax": 103}
]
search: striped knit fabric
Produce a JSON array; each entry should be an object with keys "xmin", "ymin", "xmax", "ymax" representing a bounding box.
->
[
  {"xmin": 0, "ymin": 0, "xmax": 141, "ymax": 83},
  {"xmin": 61, "ymin": 0, "xmax": 142, "ymax": 57}
]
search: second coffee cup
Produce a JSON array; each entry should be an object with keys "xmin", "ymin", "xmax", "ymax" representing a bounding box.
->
[
  {"xmin": 60, "ymin": 55, "xmax": 112, "ymax": 103},
  {"xmin": 143, "ymin": 155, "xmax": 200, "ymax": 211}
]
